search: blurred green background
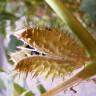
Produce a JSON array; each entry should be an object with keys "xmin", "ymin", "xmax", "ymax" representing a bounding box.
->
[{"xmin": 0, "ymin": 0, "xmax": 96, "ymax": 96}]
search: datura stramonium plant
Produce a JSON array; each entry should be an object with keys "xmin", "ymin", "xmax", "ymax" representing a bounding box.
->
[
  {"xmin": 11, "ymin": 27, "xmax": 89, "ymax": 79},
  {"xmin": 11, "ymin": 0, "xmax": 96, "ymax": 96}
]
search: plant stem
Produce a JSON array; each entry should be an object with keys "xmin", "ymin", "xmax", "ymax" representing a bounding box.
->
[
  {"xmin": 42, "ymin": 76, "xmax": 82, "ymax": 96},
  {"xmin": 41, "ymin": 62, "xmax": 96, "ymax": 96},
  {"xmin": 45, "ymin": 0, "xmax": 96, "ymax": 57},
  {"xmin": 77, "ymin": 62, "xmax": 96, "ymax": 79},
  {"xmin": 45, "ymin": 0, "xmax": 96, "ymax": 78},
  {"xmin": 42, "ymin": 0, "xmax": 96, "ymax": 96}
]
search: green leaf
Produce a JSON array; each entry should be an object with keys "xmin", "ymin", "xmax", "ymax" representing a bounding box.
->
[
  {"xmin": 0, "ymin": 0, "xmax": 7, "ymax": 2},
  {"xmin": 8, "ymin": 35, "xmax": 23, "ymax": 52},
  {"xmin": 14, "ymin": 83, "xmax": 34, "ymax": 96},
  {"xmin": 0, "ymin": 20, "xmax": 6, "ymax": 36},
  {"xmin": 0, "ymin": 11, "xmax": 19, "ymax": 21},
  {"xmin": 0, "ymin": 0, "xmax": 6, "ymax": 12},
  {"xmin": 37, "ymin": 81, "xmax": 46, "ymax": 94},
  {"xmin": 25, "ymin": 91, "xmax": 35, "ymax": 96},
  {"xmin": 14, "ymin": 83, "xmax": 25, "ymax": 96},
  {"xmin": 0, "ymin": 68, "xmax": 4, "ymax": 72},
  {"xmin": 80, "ymin": 0, "xmax": 96, "ymax": 22}
]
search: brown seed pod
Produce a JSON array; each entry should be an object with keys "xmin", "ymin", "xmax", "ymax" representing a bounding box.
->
[
  {"xmin": 14, "ymin": 27, "xmax": 88, "ymax": 78},
  {"xmin": 15, "ymin": 55, "xmax": 84, "ymax": 78}
]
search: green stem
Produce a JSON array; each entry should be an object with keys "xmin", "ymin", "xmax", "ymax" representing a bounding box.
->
[
  {"xmin": 45, "ymin": 0, "xmax": 96, "ymax": 57},
  {"xmin": 77, "ymin": 62, "xmax": 96, "ymax": 79},
  {"xmin": 45, "ymin": 0, "xmax": 96, "ymax": 83},
  {"xmin": 42, "ymin": 0, "xmax": 96, "ymax": 96},
  {"xmin": 42, "ymin": 76, "xmax": 82, "ymax": 96},
  {"xmin": 41, "ymin": 62, "xmax": 96, "ymax": 96}
]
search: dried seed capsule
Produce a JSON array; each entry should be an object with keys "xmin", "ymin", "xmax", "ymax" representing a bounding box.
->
[{"xmin": 14, "ymin": 27, "xmax": 88, "ymax": 78}]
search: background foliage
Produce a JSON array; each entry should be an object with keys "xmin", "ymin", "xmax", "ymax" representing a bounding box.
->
[{"xmin": 0, "ymin": 0, "xmax": 96, "ymax": 96}]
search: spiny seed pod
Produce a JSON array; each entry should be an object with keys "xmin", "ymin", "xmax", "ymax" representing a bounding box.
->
[{"xmin": 14, "ymin": 27, "xmax": 88, "ymax": 78}]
